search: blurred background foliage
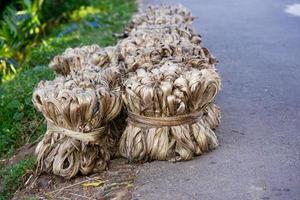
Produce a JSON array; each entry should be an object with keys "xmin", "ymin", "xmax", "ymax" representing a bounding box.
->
[
  {"xmin": 0, "ymin": 0, "xmax": 44, "ymax": 81},
  {"xmin": 0, "ymin": 0, "xmax": 132, "ymax": 83}
]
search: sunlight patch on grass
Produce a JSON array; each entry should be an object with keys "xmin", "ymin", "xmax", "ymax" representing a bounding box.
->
[{"xmin": 70, "ymin": 6, "xmax": 105, "ymax": 21}]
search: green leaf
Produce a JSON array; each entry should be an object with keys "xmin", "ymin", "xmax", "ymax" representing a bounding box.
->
[
  {"xmin": 7, "ymin": 100, "xmax": 20, "ymax": 109},
  {"xmin": 13, "ymin": 112, "xmax": 25, "ymax": 121}
]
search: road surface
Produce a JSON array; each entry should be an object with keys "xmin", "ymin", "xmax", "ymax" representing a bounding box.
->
[{"xmin": 133, "ymin": 0, "xmax": 300, "ymax": 199}]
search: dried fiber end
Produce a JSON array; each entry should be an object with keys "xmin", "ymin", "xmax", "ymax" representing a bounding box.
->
[
  {"xmin": 202, "ymin": 103, "xmax": 221, "ymax": 130},
  {"xmin": 119, "ymin": 61, "xmax": 221, "ymax": 162},
  {"xmin": 49, "ymin": 45, "xmax": 120, "ymax": 75},
  {"xmin": 32, "ymin": 66, "xmax": 122, "ymax": 179}
]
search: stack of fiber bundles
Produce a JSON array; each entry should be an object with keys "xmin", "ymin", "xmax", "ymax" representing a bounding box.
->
[
  {"xmin": 118, "ymin": 5, "xmax": 221, "ymax": 162},
  {"xmin": 33, "ymin": 65, "xmax": 122, "ymax": 179},
  {"xmin": 32, "ymin": 4, "xmax": 222, "ymax": 179}
]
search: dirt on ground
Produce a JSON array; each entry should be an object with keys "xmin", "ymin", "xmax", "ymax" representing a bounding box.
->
[
  {"xmin": 0, "ymin": 142, "xmax": 37, "ymax": 167},
  {"xmin": 13, "ymin": 158, "xmax": 138, "ymax": 200}
]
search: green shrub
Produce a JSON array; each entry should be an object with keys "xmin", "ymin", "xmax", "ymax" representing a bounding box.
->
[
  {"xmin": 0, "ymin": 0, "xmax": 45, "ymax": 82},
  {"xmin": 40, "ymin": 0, "xmax": 89, "ymax": 23},
  {"xmin": 0, "ymin": 0, "xmax": 90, "ymax": 82}
]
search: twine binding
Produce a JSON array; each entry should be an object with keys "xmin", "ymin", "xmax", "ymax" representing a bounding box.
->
[
  {"xmin": 47, "ymin": 123, "xmax": 106, "ymax": 143},
  {"xmin": 127, "ymin": 111, "xmax": 204, "ymax": 128}
]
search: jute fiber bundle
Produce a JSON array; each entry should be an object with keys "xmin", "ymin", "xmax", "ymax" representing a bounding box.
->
[
  {"xmin": 128, "ymin": 24, "xmax": 202, "ymax": 44},
  {"xmin": 126, "ymin": 5, "xmax": 194, "ymax": 34},
  {"xmin": 32, "ymin": 66, "xmax": 122, "ymax": 179},
  {"xmin": 119, "ymin": 61, "xmax": 221, "ymax": 162},
  {"xmin": 118, "ymin": 27, "xmax": 216, "ymax": 72},
  {"xmin": 49, "ymin": 44, "xmax": 119, "ymax": 75}
]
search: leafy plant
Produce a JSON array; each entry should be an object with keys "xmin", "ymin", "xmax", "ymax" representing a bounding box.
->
[
  {"xmin": 40, "ymin": 0, "xmax": 88, "ymax": 23},
  {"xmin": 0, "ymin": 0, "xmax": 45, "ymax": 82}
]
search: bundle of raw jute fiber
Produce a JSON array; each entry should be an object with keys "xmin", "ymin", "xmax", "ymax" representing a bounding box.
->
[
  {"xmin": 125, "ymin": 5, "xmax": 194, "ymax": 34},
  {"xmin": 32, "ymin": 66, "xmax": 122, "ymax": 179},
  {"xmin": 49, "ymin": 44, "xmax": 119, "ymax": 75},
  {"xmin": 127, "ymin": 24, "xmax": 202, "ymax": 44},
  {"xmin": 118, "ymin": 30, "xmax": 216, "ymax": 72},
  {"xmin": 119, "ymin": 61, "xmax": 221, "ymax": 162}
]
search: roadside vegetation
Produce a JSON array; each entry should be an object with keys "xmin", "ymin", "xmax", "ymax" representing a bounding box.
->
[{"xmin": 0, "ymin": 0, "xmax": 136, "ymax": 199}]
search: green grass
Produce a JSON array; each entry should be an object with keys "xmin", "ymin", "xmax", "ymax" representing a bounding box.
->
[
  {"xmin": 0, "ymin": 65, "xmax": 54, "ymax": 157},
  {"xmin": 0, "ymin": 0, "xmax": 136, "ymax": 199},
  {"xmin": 0, "ymin": 157, "xmax": 35, "ymax": 200}
]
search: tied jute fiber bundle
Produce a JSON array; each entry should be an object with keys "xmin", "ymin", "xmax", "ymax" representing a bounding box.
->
[
  {"xmin": 119, "ymin": 61, "xmax": 221, "ymax": 162},
  {"xmin": 32, "ymin": 66, "xmax": 122, "ymax": 179},
  {"xmin": 128, "ymin": 24, "xmax": 202, "ymax": 44},
  {"xmin": 49, "ymin": 44, "xmax": 119, "ymax": 75},
  {"xmin": 125, "ymin": 5, "xmax": 194, "ymax": 34},
  {"xmin": 118, "ymin": 27, "xmax": 216, "ymax": 72}
]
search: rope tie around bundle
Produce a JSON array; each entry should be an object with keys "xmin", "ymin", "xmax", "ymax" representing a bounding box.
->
[
  {"xmin": 119, "ymin": 61, "xmax": 221, "ymax": 162},
  {"xmin": 127, "ymin": 110, "xmax": 204, "ymax": 128},
  {"xmin": 46, "ymin": 123, "xmax": 106, "ymax": 143}
]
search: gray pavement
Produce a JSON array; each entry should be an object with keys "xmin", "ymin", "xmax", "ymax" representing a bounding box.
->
[{"xmin": 133, "ymin": 0, "xmax": 300, "ymax": 199}]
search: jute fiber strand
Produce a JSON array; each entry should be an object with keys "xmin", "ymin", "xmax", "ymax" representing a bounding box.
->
[
  {"xmin": 32, "ymin": 66, "xmax": 122, "ymax": 179},
  {"xmin": 125, "ymin": 5, "xmax": 194, "ymax": 34},
  {"xmin": 118, "ymin": 26, "xmax": 217, "ymax": 72},
  {"xmin": 119, "ymin": 61, "xmax": 221, "ymax": 162},
  {"xmin": 49, "ymin": 44, "xmax": 119, "ymax": 75}
]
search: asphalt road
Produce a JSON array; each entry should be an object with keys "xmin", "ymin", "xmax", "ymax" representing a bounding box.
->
[{"xmin": 133, "ymin": 0, "xmax": 300, "ymax": 199}]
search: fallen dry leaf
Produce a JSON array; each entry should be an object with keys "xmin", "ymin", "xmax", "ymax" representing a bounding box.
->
[{"xmin": 81, "ymin": 180, "xmax": 105, "ymax": 187}]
